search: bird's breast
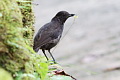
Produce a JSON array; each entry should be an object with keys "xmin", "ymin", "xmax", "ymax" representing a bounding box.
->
[{"xmin": 51, "ymin": 35, "xmax": 61, "ymax": 43}]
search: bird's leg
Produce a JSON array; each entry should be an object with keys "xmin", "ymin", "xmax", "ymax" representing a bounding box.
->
[
  {"xmin": 42, "ymin": 49, "xmax": 49, "ymax": 61},
  {"xmin": 48, "ymin": 49, "xmax": 56, "ymax": 63}
]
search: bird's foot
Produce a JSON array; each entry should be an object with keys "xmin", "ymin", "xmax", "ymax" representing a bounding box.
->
[{"xmin": 47, "ymin": 60, "xmax": 57, "ymax": 65}]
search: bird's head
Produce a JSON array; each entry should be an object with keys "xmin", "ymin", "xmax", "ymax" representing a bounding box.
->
[{"xmin": 52, "ymin": 11, "xmax": 75, "ymax": 24}]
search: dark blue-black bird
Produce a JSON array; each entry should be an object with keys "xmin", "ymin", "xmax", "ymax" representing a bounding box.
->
[{"xmin": 33, "ymin": 11, "xmax": 75, "ymax": 63}]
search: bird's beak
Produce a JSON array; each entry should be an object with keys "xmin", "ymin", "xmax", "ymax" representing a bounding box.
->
[{"xmin": 69, "ymin": 14, "xmax": 75, "ymax": 17}]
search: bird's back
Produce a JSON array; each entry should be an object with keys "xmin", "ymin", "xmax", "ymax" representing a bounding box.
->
[{"xmin": 33, "ymin": 21, "xmax": 63, "ymax": 52}]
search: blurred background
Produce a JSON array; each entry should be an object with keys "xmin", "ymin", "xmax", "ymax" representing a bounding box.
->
[{"xmin": 33, "ymin": 0, "xmax": 120, "ymax": 80}]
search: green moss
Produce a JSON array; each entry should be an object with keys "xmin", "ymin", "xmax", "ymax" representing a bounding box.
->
[
  {"xmin": 0, "ymin": 0, "xmax": 49, "ymax": 80},
  {"xmin": 17, "ymin": 0, "xmax": 34, "ymax": 47},
  {"xmin": 0, "ymin": 0, "xmax": 34, "ymax": 72}
]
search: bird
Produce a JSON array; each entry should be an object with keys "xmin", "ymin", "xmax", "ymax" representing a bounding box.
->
[{"xmin": 33, "ymin": 11, "xmax": 75, "ymax": 63}]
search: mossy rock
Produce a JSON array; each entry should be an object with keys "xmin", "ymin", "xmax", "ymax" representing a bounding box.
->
[{"xmin": 0, "ymin": 0, "xmax": 34, "ymax": 73}]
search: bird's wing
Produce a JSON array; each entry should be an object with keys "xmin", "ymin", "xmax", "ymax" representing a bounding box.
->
[{"xmin": 33, "ymin": 22, "xmax": 62, "ymax": 50}]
